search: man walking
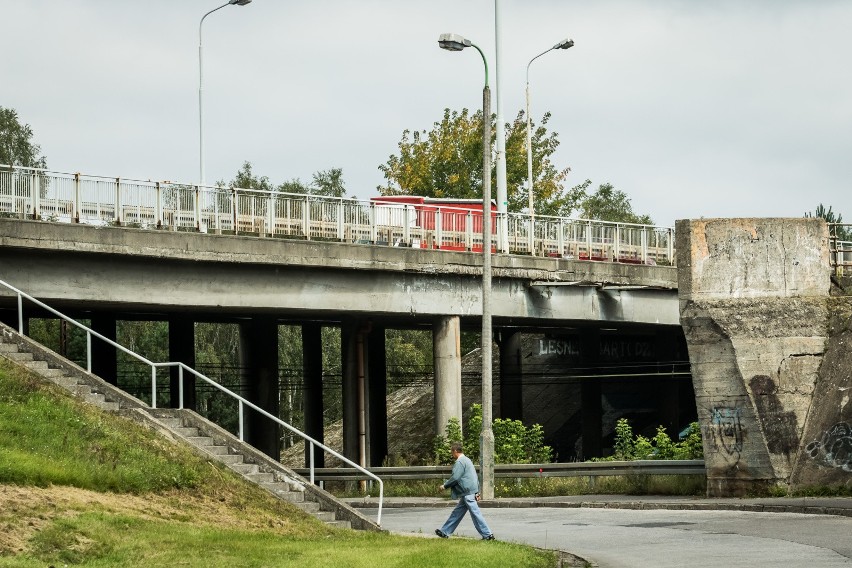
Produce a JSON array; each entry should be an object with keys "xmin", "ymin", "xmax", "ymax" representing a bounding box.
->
[{"xmin": 435, "ymin": 442, "xmax": 495, "ymax": 540}]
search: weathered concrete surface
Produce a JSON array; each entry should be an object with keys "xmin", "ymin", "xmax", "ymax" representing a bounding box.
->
[
  {"xmin": 0, "ymin": 218, "xmax": 679, "ymax": 326},
  {"xmin": 678, "ymin": 218, "xmax": 852, "ymax": 496}
]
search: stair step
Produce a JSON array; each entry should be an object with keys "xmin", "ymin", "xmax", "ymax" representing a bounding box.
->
[
  {"xmin": 53, "ymin": 376, "xmax": 79, "ymax": 388},
  {"xmin": 174, "ymin": 427, "xmax": 199, "ymax": 437},
  {"xmin": 313, "ymin": 511, "xmax": 337, "ymax": 522},
  {"xmin": 41, "ymin": 368, "xmax": 66, "ymax": 378},
  {"xmin": 71, "ymin": 385, "xmax": 93, "ymax": 396},
  {"xmin": 294, "ymin": 501, "xmax": 320, "ymax": 514},
  {"xmin": 24, "ymin": 360, "xmax": 48, "ymax": 370},
  {"xmin": 327, "ymin": 520, "xmax": 351, "ymax": 530},
  {"xmin": 245, "ymin": 472, "xmax": 274, "ymax": 484},
  {"xmin": 186, "ymin": 436, "xmax": 213, "ymax": 446},
  {"xmin": 260, "ymin": 482, "xmax": 305, "ymax": 503},
  {"xmin": 205, "ymin": 445, "xmax": 230, "ymax": 456},
  {"xmin": 0, "ymin": 343, "xmax": 19, "ymax": 353},
  {"xmin": 83, "ymin": 393, "xmax": 106, "ymax": 404},
  {"xmin": 216, "ymin": 453, "xmax": 243, "ymax": 464},
  {"xmin": 231, "ymin": 463, "xmax": 259, "ymax": 475},
  {"xmin": 98, "ymin": 401, "xmax": 120, "ymax": 412},
  {"xmin": 158, "ymin": 418, "xmax": 183, "ymax": 428},
  {"xmin": 5, "ymin": 351, "xmax": 34, "ymax": 362}
]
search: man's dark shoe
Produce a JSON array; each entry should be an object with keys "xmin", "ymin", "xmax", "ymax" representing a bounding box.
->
[
  {"xmin": 435, "ymin": 529, "xmax": 448, "ymax": 539},
  {"xmin": 483, "ymin": 534, "xmax": 495, "ymax": 540}
]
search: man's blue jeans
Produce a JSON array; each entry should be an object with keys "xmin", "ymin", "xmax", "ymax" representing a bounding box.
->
[{"xmin": 440, "ymin": 494, "xmax": 493, "ymax": 538}]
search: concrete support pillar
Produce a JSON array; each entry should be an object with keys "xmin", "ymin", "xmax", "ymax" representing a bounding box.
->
[
  {"xmin": 341, "ymin": 320, "xmax": 360, "ymax": 464},
  {"xmin": 90, "ymin": 314, "xmax": 117, "ymax": 385},
  {"xmin": 580, "ymin": 329, "xmax": 602, "ymax": 459},
  {"xmin": 239, "ymin": 317, "xmax": 280, "ymax": 460},
  {"xmin": 499, "ymin": 329, "xmax": 523, "ymax": 420},
  {"xmin": 302, "ymin": 322, "xmax": 324, "ymax": 468},
  {"xmin": 433, "ymin": 315, "xmax": 462, "ymax": 438},
  {"xmin": 367, "ymin": 326, "xmax": 388, "ymax": 467},
  {"xmin": 169, "ymin": 317, "xmax": 196, "ymax": 410}
]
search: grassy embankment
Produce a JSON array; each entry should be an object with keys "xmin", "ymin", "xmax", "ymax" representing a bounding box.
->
[{"xmin": 0, "ymin": 359, "xmax": 554, "ymax": 567}]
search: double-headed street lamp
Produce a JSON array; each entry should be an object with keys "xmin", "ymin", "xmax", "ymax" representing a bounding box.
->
[
  {"xmin": 199, "ymin": 0, "xmax": 252, "ymax": 188},
  {"xmin": 438, "ymin": 32, "xmax": 496, "ymax": 500},
  {"xmin": 526, "ymin": 38, "xmax": 573, "ymax": 253}
]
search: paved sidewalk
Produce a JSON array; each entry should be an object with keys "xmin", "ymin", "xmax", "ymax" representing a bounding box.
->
[{"xmin": 344, "ymin": 494, "xmax": 852, "ymax": 517}]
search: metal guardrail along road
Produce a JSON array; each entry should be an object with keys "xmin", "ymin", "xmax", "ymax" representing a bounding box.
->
[{"xmin": 294, "ymin": 460, "xmax": 706, "ymax": 482}]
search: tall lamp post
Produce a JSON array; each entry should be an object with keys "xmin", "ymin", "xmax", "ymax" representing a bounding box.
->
[
  {"xmin": 199, "ymin": 0, "xmax": 251, "ymax": 188},
  {"xmin": 525, "ymin": 38, "xmax": 573, "ymax": 254},
  {"xmin": 438, "ymin": 32, "xmax": 495, "ymax": 500}
]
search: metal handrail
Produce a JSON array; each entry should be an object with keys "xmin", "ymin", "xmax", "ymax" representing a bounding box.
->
[
  {"xmin": 0, "ymin": 278, "xmax": 383, "ymax": 526},
  {"xmin": 0, "ymin": 165, "xmax": 676, "ymax": 265}
]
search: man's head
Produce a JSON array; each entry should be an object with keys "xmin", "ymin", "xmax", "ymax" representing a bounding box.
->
[{"xmin": 450, "ymin": 442, "xmax": 463, "ymax": 459}]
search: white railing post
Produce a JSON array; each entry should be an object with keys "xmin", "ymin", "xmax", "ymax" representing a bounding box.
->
[
  {"xmin": 32, "ymin": 172, "xmax": 40, "ymax": 220},
  {"xmin": 151, "ymin": 366, "xmax": 157, "ymax": 409},
  {"xmin": 369, "ymin": 202, "xmax": 377, "ymax": 243},
  {"xmin": 309, "ymin": 442, "xmax": 315, "ymax": 485},
  {"xmin": 404, "ymin": 206, "xmax": 412, "ymax": 246},
  {"xmin": 641, "ymin": 227, "xmax": 648, "ymax": 263},
  {"xmin": 194, "ymin": 185, "xmax": 201, "ymax": 232},
  {"xmin": 558, "ymin": 219, "xmax": 565, "ymax": 257},
  {"xmin": 178, "ymin": 365, "xmax": 184, "ymax": 410},
  {"xmin": 337, "ymin": 199, "xmax": 345, "ymax": 241},
  {"xmin": 16, "ymin": 293, "xmax": 23, "ymax": 334},
  {"xmin": 668, "ymin": 228, "xmax": 675, "ymax": 263},
  {"xmin": 528, "ymin": 215, "xmax": 535, "ymax": 255},
  {"xmin": 465, "ymin": 211, "xmax": 473, "ymax": 251},
  {"xmin": 302, "ymin": 196, "xmax": 310, "ymax": 239},
  {"xmin": 615, "ymin": 224, "xmax": 621, "ymax": 262},
  {"xmin": 73, "ymin": 172, "xmax": 81, "ymax": 223},
  {"xmin": 231, "ymin": 187, "xmax": 238, "ymax": 233},
  {"xmin": 435, "ymin": 207, "xmax": 442, "ymax": 249},
  {"xmin": 114, "ymin": 177, "xmax": 121, "ymax": 225},
  {"xmin": 155, "ymin": 182, "xmax": 163, "ymax": 229},
  {"xmin": 238, "ymin": 400, "xmax": 244, "ymax": 441},
  {"xmin": 266, "ymin": 193, "xmax": 274, "ymax": 237},
  {"xmin": 86, "ymin": 331, "xmax": 92, "ymax": 373}
]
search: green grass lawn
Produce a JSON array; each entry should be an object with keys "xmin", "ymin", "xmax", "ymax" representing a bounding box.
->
[{"xmin": 0, "ymin": 359, "xmax": 555, "ymax": 567}]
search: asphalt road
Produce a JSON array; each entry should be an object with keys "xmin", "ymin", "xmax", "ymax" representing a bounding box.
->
[{"xmin": 378, "ymin": 506, "xmax": 852, "ymax": 567}]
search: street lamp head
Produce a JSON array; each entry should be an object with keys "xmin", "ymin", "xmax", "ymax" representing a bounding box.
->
[
  {"xmin": 438, "ymin": 33, "xmax": 472, "ymax": 52},
  {"xmin": 229, "ymin": 0, "xmax": 252, "ymax": 5},
  {"xmin": 554, "ymin": 38, "xmax": 574, "ymax": 50}
]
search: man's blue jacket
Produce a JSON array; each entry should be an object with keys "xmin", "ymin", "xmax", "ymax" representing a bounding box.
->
[{"xmin": 442, "ymin": 453, "xmax": 480, "ymax": 499}]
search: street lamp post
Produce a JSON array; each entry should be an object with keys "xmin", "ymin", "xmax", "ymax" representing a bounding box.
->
[
  {"xmin": 199, "ymin": 0, "xmax": 252, "ymax": 188},
  {"xmin": 526, "ymin": 38, "xmax": 573, "ymax": 255},
  {"xmin": 438, "ymin": 32, "xmax": 495, "ymax": 500}
]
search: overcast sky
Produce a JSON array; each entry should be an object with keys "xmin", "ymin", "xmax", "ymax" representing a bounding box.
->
[{"xmin": 5, "ymin": 1, "xmax": 851, "ymax": 227}]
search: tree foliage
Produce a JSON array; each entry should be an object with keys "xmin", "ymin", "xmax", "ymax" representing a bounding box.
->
[
  {"xmin": 0, "ymin": 106, "xmax": 47, "ymax": 169},
  {"xmin": 807, "ymin": 203, "xmax": 851, "ymax": 241},
  {"xmin": 607, "ymin": 418, "xmax": 703, "ymax": 461},
  {"xmin": 432, "ymin": 404, "xmax": 553, "ymax": 465},
  {"xmin": 224, "ymin": 161, "xmax": 348, "ymax": 198},
  {"xmin": 379, "ymin": 107, "xmax": 654, "ymax": 223},
  {"xmin": 575, "ymin": 180, "xmax": 653, "ymax": 224},
  {"xmin": 378, "ymin": 108, "xmax": 580, "ymax": 217}
]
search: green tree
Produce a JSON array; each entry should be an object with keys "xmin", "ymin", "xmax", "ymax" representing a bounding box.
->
[
  {"xmin": 807, "ymin": 204, "xmax": 851, "ymax": 241},
  {"xmin": 0, "ymin": 106, "xmax": 47, "ymax": 169},
  {"xmin": 378, "ymin": 108, "xmax": 580, "ymax": 217},
  {"xmin": 576, "ymin": 181, "xmax": 653, "ymax": 224}
]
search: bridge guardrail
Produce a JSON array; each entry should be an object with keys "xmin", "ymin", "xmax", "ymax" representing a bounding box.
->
[{"xmin": 0, "ymin": 165, "xmax": 676, "ymax": 266}]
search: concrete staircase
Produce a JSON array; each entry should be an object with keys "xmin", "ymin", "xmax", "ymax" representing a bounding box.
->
[{"xmin": 0, "ymin": 322, "xmax": 380, "ymax": 532}]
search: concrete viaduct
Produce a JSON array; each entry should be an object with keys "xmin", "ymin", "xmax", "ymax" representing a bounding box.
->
[{"xmin": 0, "ymin": 216, "xmax": 849, "ymax": 496}]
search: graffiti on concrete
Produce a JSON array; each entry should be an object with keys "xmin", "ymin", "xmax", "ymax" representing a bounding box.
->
[
  {"xmin": 710, "ymin": 407, "xmax": 743, "ymax": 466},
  {"xmin": 749, "ymin": 375, "xmax": 800, "ymax": 457},
  {"xmin": 805, "ymin": 422, "xmax": 852, "ymax": 472}
]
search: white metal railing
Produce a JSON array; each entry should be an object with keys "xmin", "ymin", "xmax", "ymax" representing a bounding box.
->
[
  {"xmin": 0, "ymin": 278, "xmax": 383, "ymax": 526},
  {"xmin": 0, "ymin": 165, "xmax": 676, "ymax": 266}
]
